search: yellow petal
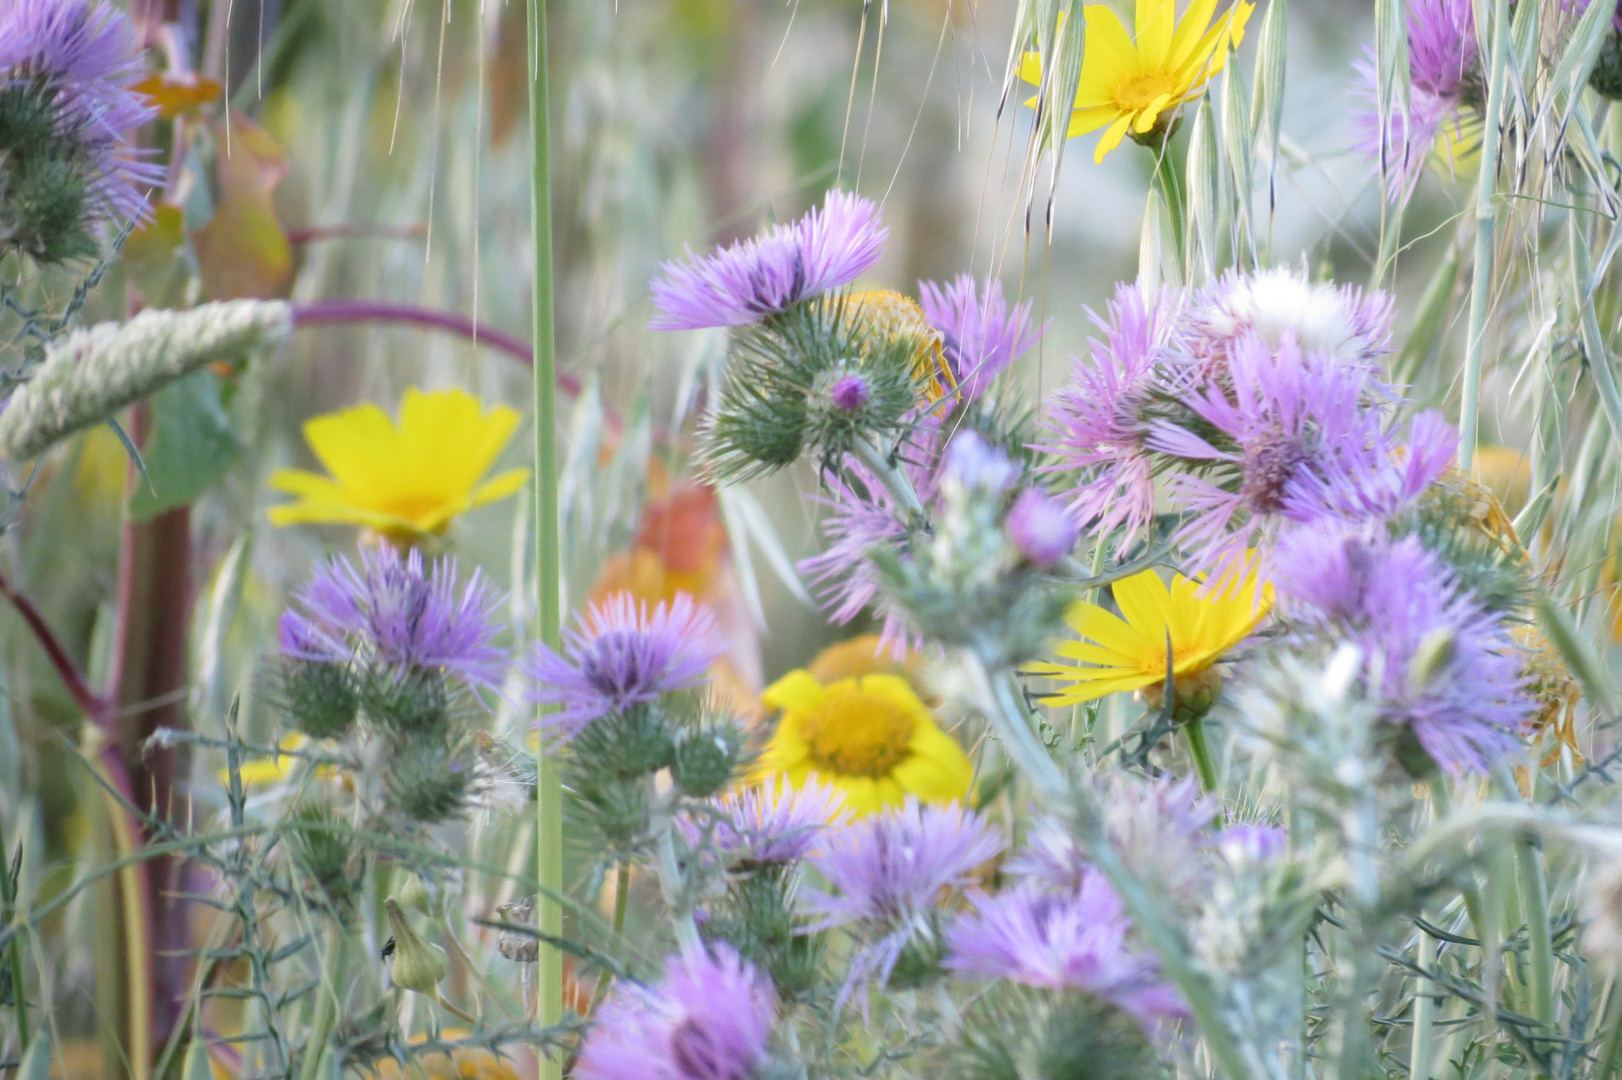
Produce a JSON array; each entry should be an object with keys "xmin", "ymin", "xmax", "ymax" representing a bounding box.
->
[
  {"xmin": 894, "ymin": 723, "xmax": 974, "ymax": 803},
  {"xmin": 1066, "ymin": 105, "xmax": 1122, "ymax": 137},
  {"xmin": 1135, "ymin": 0, "xmax": 1176, "ymax": 69},
  {"xmin": 302, "ymin": 404, "xmax": 398, "ymax": 497},
  {"xmin": 467, "ymin": 468, "xmax": 532, "ymax": 511},
  {"xmin": 1094, "ymin": 111, "xmax": 1136, "ymax": 162},
  {"xmin": 1043, "ymin": 671, "xmax": 1162, "ymax": 705},
  {"xmin": 1133, "ymin": 92, "xmax": 1174, "ymax": 133},
  {"xmin": 761, "ymin": 669, "xmax": 827, "ymax": 715},
  {"xmin": 1166, "ymin": 0, "xmax": 1219, "ymax": 66}
]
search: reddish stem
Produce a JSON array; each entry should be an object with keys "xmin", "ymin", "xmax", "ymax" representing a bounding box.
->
[
  {"xmin": 290, "ymin": 300, "xmax": 583, "ymax": 397},
  {"xmin": 0, "ymin": 568, "xmax": 107, "ymax": 718},
  {"xmin": 287, "ymin": 224, "xmax": 428, "ymax": 245}
]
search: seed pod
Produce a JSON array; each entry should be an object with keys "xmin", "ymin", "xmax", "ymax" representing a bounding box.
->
[{"xmin": 383, "ymin": 899, "xmax": 446, "ymax": 995}]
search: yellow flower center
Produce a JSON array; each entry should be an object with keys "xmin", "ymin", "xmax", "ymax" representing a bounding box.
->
[
  {"xmin": 799, "ymin": 680, "xmax": 917, "ymax": 778},
  {"xmin": 1112, "ymin": 72, "xmax": 1178, "ymax": 113}
]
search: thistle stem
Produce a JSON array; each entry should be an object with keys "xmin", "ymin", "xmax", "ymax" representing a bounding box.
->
[
  {"xmin": 1147, "ymin": 134, "xmax": 1187, "ymax": 269},
  {"xmin": 849, "ymin": 437, "xmax": 926, "ymax": 522},
  {"xmin": 526, "ymin": 2, "xmax": 565, "ymax": 1078},
  {"xmin": 1409, "ymin": 924, "xmax": 1436, "ymax": 1080},
  {"xmin": 1516, "ymin": 835, "xmax": 1556, "ymax": 1028},
  {"xmin": 1183, "ymin": 717, "xmax": 1219, "ymax": 793},
  {"xmin": 1458, "ymin": 0, "xmax": 1509, "ymax": 471}
]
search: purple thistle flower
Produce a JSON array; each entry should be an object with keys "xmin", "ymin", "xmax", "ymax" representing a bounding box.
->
[
  {"xmin": 946, "ymin": 872, "xmax": 1186, "ymax": 1030},
  {"xmin": 1179, "ymin": 267, "xmax": 1395, "ymax": 380},
  {"xmin": 1350, "ymin": 0, "xmax": 1478, "ymax": 201},
  {"xmin": 0, "ymin": 0, "xmax": 160, "ymax": 224},
  {"xmin": 1005, "ymin": 487, "xmax": 1080, "ymax": 568},
  {"xmin": 803, "ymin": 799, "xmax": 1004, "ymax": 932},
  {"xmin": 1147, "ymin": 334, "xmax": 1446, "ymax": 575},
  {"xmin": 287, "ymin": 546, "xmax": 507, "ymax": 690},
  {"xmin": 1039, "ymin": 283, "xmax": 1183, "ymax": 549},
  {"xmin": 1268, "ymin": 522, "xmax": 1533, "ymax": 774},
  {"xmin": 648, "ymin": 190, "xmax": 887, "ymax": 331},
  {"xmin": 1209, "ymin": 823, "xmax": 1287, "ymax": 866},
  {"xmin": 577, "ymin": 943, "xmax": 776, "ymax": 1080},
  {"xmin": 526, "ymin": 591, "xmax": 724, "ymax": 739},
  {"xmin": 278, "ymin": 608, "xmax": 350, "ymax": 664},
  {"xmin": 681, "ymin": 777, "xmax": 850, "ymax": 866},
  {"xmin": 942, "ymin": 430, "xmax": 1020, "ymax": 494},
  {"xmin": 918, "ymin": 274, "xmax": 1046, "ymax": 401}
]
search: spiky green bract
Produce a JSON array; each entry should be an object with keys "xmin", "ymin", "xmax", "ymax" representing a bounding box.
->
[
  {"xmin": 672, "ymin": 721, "xmax": 746, "ymax": 798},
  {"xmin": 280, "ymin": 658, "xmax": 360, "ymax": 740},
  {"xmin": 362, "ymin": 666, "xmax": 456, "ymax": 736},
  {"xmin": 570, "ymin": 703, "xmax": 675, "ymax": 779},
  {"xmin": 701, "ymin": 296, "xmax": 927, "ymax": 484},
  {"xmin": 1388, "ymin": 480, "xmax": 1532, "ymax": 616},
  {"xmin": 570, "ymin": 774, "xmax": 651, "ymax": 849},
  {"xmin": 383, "ymin": 737, "xmax": 474, "ymax": 825},
  {"xmin": 285, "ymin": 802, "xmax": 360, "ymax": 914},
  {"xmin": 0, "ymin": 81, "xmax": 98, "ymax": 261},
  {"xmin": 947, "ymin": 987, "xmax": 1164, "ymax": 1080},
  {"xmin": 701, "ymin": 864, "xmax": 827, "ymax": 1002}
]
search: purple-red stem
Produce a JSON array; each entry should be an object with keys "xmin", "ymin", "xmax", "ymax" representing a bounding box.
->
[{"xmin": 290, "ymin": 300, "xmax": 584, "ymax": 398}]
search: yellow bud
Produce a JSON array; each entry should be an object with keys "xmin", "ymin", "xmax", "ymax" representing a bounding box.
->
[{"xmin": 384, "ymin": 898, "xmax": 447, "ymax": 995}]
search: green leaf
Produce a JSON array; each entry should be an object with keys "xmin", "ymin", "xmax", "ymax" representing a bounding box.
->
[{"xmin": 127, "ymin": 370, "xmax": 244, "ymax": 523}]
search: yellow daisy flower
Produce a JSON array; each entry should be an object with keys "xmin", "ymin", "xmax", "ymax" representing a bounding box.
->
[
  {"xmin": 756, "ymin": 669, "xmax": 972, "ymax": 815},
  {"xmin": 269, "ymin": 387, "xmax": 529, "ymax": 540},
  {"xmin": 218, "ymin": 734, "xmax": 307, "ymax": 787},
  {"xmin": 1021, "ymin": 0, "xmax": 1254, "ymax": 163},
  {"xmin": 1028, "ymin": 562, "xmax": 1270, "ymax": 708}
]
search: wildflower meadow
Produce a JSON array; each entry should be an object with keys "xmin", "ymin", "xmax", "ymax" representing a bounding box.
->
[{"xmin": 4, "ymin": 0, "xmax": 1622, "ymax": 1079}]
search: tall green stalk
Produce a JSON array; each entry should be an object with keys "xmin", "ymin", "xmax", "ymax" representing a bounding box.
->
[
  {"xmin": 0, "ymin": 821, "xmax": 28, "ymax": 1054},
  {"xmin": 1457, "ymin": 0, "xmax": 1509, "ymax": 472},
  {"xmin": 526, "ymin": 2, "xmax": 564, "ymax": 1079}
]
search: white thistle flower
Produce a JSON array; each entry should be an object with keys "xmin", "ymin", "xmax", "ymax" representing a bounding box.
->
[{"xmin": 0, "ymin": 300, "xmax": 292, "ymax": 461}]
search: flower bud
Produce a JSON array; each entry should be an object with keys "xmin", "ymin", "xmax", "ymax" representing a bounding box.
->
[
  {"xmin": 384, "ymin": 898, "xmax": 447, "ymax": 995},
  {"xmin": 365, "ymin": 668, "xmax": 453, "ymax": 735},
  {"xmin": 393, "ymin": 871, "xmax": 445, "ymax": 919},
  {"xmin": 1004, "ymin": 487, "xmax": 1080, "ymax": 568},
  {"xmin": 383, "ymin": 740, "xmax": 473, "ymax": 825},
  {"xmin": 829, "ymin": 373, "xmax": 870, "ymax": 411},
  {"xmin": 1593, "ymin": 30, "xmax": 1622, "ymax": 100},
  {"xmin": 672, "ymin": 724, "xmax": 744, "ymax": 797},
  {"xmin": 282, "ymin": 658, "xmax": 359, "ymax": 740}
]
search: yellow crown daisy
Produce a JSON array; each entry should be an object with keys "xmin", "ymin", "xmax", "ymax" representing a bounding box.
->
[
  {"xmin": 269, "ymin": 387, "xmax": 529, "ymax": 541},
  {"xmin": 756, "ymin": 668, "xmax": 972, "ymax": 816},
  {"xmin": 1021, "ymin": 0, "xmax": 1254, "ymax": 163},
  {"xmin": 1027, "ymin": 561, "xmax": 1270, "ymax": 709}
]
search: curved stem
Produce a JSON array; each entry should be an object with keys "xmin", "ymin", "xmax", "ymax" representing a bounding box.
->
[
  {"xmin": 1458, "ymin": 0, "xmax": 1509, "ymax": 471},
  {"xmin": 0, "ymin": 568, "xmax": 106, "ymax": 717},
  {"xmin": 289, "ymin": 301, "xmax": 582, "ymax": 398}
]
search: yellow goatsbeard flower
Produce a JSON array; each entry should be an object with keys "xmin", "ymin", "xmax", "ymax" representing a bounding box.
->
[
  {"xmin": 1027, "ymin": 562, "xmax": 1270, "ymax": 706},
  {"xmin": 756, "ymin": 670, "xmax": 972, "ymax": 815},
  {"xmin": 270, "ymin": 387, "xmax": 529, "ymax": 540},
  {"xmin": 1021, "ymin": 0, "xmax": 1254, "ymax": 163}
]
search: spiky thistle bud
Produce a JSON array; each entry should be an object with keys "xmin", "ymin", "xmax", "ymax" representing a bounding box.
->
[
  {"xmin": 281, "ymin": 658, "xmax": 359, "ymax": 740},
  {"xmin": 0, "ymin": 301, "xmax": 292, "ymax": 461},
  {"xmin": 383, "ymin": 898, "xmax": 447, "ymax": 995},
  {"xmin": 672, "ymin": 722, "xmax": 745, "ymax": 797},
  {"xmin": 285, "ymin": 802, "xmax": 360, "ymax": 912},
  {"xmin": 382, "ymin": 739, "xmax": 473, "ymax": 825}
]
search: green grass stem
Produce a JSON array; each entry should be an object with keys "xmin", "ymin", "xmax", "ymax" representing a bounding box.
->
[
  {"xmin": 526, "ymin": 3, "xmax": 564, "ymax": 1079},
  {"xmin": 1458, "ymin": 0, "xmax": 1510, "ymax": 471}
]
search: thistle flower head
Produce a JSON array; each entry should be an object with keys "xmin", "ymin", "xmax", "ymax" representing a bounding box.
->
[
  {"xmin": 1040, "ymin": 282, "xmax": 1182, "ymax": 548},
  {"xmin": 683, "ymin": 776, "xmax": 850, "ymax": 866},
  {"xmin": 1269, "ymin": 522, "xmax": 1533, "ymax": 774},
  {"xmin": 803, "ymin": 799, "xmax": 1003, "ymax": 931},
  {"xmin": 289, "ymin": 545, "xmax": 507, "ymax": 692},
  {"xmin": 1180, "ymin": 267, "xmax": 1395, "ymax": 379},
  {"xmin": 918, "ymin": 275, "xmax": 1044, "ymax": 401},
  {"xmin": 577, "ymin": 944, "xmax": 777, "ymax": 1080},
  {"xmin": 1350, "ymin": 0, "xmax": 1479, "ymax": 200},
  {"xmin": 946, "ymin": 873, "xmax": 1185, "ymax": 1031},
  {"xmin": 0, "ymin": 0, "xmax": 160, "ymax": 253},
  {"xmin": 1148, "ymin": 335, "xmax": 1444, "ymax": 574},
  {"xmin": 526, "ymin": 591, "xmax": 724, "ymax": 740},
  {"xmin": 649, "ymin": 190, "xmax": 887, "ymax": 331}
]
